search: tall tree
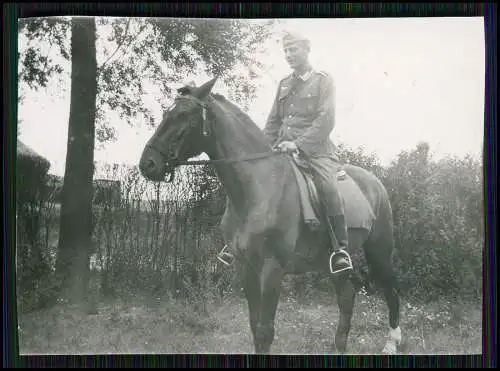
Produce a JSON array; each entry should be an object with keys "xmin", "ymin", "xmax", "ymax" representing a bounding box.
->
[
  {"xmin": 53, "ymin": 17, "xmax": 98, "ymax": 303},
  {"xmin": 94, "ymin": 17, "xmax": 274, "ymax": 140},
  {"xmin": 18, "ymin": 16, "xmax": 275, "ymax": 304},
  {"xmin": 19, "ymin": 17, "xmax": 274, "ymax": 141}
]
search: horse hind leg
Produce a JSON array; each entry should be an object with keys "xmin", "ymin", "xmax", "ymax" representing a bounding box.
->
[
  {"xmin": 331, "ymin": 228, "xmax": 366, "ymax": 353},
  {"xmin": 381, "ymin": 271, "xmax": 401, "ymax": 354},
  {"xmin": 364, "ymin": 238, "xmax": 402, "ymax": 354},
  {"xmin": 333, "ymin": 273, "xmax": 357, "ymax": 354}
]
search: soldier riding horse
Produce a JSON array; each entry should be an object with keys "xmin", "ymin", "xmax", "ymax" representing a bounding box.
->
[
  {"xmin": 219, "ymin": 31, "xmax": 351, "ymax": 275},
  {"xmin": 139, "ymin": 71, "xmax": 402, "ymax": 354}
]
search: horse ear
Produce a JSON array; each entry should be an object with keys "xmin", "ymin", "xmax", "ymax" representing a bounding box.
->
[{"xmin": 195, "ymin": 77, "xmax": 218, "ymax": 99}]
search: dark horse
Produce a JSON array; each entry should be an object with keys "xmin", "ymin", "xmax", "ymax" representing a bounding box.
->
[{"xmin": 139, "ymin": 78, "xmax": 402, "ymax": 354}]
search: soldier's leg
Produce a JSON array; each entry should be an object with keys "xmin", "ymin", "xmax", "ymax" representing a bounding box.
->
[
  {"xmin": 329, "ymin": 183, "xmax": 349, "ymax": 250},
  {"xmin": 313, "ymin": 171, "xmax": 352, "ymax": 274}
]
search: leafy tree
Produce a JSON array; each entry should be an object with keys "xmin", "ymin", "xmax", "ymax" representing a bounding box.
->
[
  {"xmin": 19, "ymin": 17, "xmax": 273, "ymax": 141},
  {"xmin": 18, "ymin": 17, "xmax": 70, "ymax": 91},
  {"xmin": 53, "ymin": 17, "xmax": 98, "ymax": 304},
  {"xmin": 18, "ymin": 16, "xmax": 275, "ymax": 304}
]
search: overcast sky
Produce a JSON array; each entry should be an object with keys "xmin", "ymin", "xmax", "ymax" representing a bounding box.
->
[{"xmin": 18, "ymin": 16, "xmax": 485, "ymax": 177}]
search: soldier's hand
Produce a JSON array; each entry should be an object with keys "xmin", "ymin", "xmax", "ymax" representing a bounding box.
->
[{"xmin": 275, "ymin": 141, "xmax": 298, "ymax": 153}]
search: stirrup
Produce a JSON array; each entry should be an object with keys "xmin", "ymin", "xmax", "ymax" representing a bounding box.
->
[
  {"xmin": 217, "ymin": 244, "xmax": 234, "ymax": 266},
  {"xmin": 329, "ymin": 249, "xmax": 353, "ymax": 275}
]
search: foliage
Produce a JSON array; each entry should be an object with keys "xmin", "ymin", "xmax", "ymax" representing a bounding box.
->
[
  {"xmin": 17, "ymin": 140, "xmax": 483, "ymax": 312},
  {"xmin": 17, "ymin": 15, "xmax": 274, "ymax": 306},
  {"xmin": 338, "ymin": 142, "xmax": 483, "ymax": 301},
  {"xmin": 17, "ymin": 17, "xmax": 481, "ymax": 302},
  {"xmin": 336, "ymin": 143, "xmax": 387, "ymax": 180},
  {"xmin": 18, "ymin": 17, "xmax": 275, "ymax": 143},
  {"xmin": 18, "ymin": 17, "xmax": 71, "ymax": 90},
  {"xmin": 16, "ymin": 160, "xmax": 58, "ymax": 312}
]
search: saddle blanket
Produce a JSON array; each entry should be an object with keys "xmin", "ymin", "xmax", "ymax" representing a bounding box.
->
[
  {"xmin": 336, "ymin": 174, "xmax": 376, "ymax": 230},
  {"xmin": 290, "ymin": 157, "xmax": 376, "ymax": 231}
]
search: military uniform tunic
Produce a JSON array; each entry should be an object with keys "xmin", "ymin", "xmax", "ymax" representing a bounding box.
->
[{"xmin": 264, "ymin": 68, "xmax": 345, "ymax": 217}]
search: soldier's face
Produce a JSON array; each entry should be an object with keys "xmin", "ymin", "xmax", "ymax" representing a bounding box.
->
[{"xmin": 284, "ymin": 43, "xmax": 309, "ymax": 70}]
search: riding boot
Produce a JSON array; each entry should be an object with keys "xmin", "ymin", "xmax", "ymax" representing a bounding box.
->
[
  {"xmin": 328, "ymin": 214, "xmax": 352, "ymax": 273},
  {"xmin": 332, "ymin": 214, "xmax": 349, "ymax": 249}
]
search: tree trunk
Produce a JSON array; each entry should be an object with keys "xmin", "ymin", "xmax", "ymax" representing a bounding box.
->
[{"xmin": 55, "ymin": 17, "xmax": 97, "ymax": 305}]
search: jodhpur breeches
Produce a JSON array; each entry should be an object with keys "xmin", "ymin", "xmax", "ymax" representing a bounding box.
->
[{"xmin": 307, "ymin": 157, "xmax": 345, "ymax": 218}]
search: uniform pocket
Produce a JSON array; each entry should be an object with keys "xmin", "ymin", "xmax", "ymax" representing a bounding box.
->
[
  {"xmin": 298, "ymin": 89, "xmax": 319, "ymax": 113},
  {"xmin": 278, "ymin": 85, "xmax": 293, "ymax": 101}
]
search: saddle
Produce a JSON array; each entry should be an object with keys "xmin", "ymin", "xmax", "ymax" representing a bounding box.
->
[{"xmin": 289, "ymin": 153, "xmax": 375, "ymax": 232}]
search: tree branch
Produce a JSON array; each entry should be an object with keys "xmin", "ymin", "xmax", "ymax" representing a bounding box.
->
[
  {"xmin": 40, "ymin": 42, "xmax": 55, "ymax": 84},
  {"xmin": 97, "ymin": 19, "xmax": 131, "ymax": 76},
  {"xmin": 112, "ymin": 23, "xmax": 148, "ymax": 62},
  {"xmin": 97, "ymin": 20, "xmax": 148, "ymax": 77}
]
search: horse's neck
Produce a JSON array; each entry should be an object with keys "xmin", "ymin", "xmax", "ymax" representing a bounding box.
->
[{"xmin": 206, "ymin": 102, "xmax": 285, "ymax": 216}]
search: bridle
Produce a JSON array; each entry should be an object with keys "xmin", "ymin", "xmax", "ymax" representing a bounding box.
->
[{"xmin": 145, "ymin": 94, "xmax": 285, "ymax": 182}]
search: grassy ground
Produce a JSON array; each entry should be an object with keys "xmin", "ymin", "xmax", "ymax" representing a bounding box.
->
[{"xmin": 18, "ymin": 289, "xmax": 481, "ymax": 355}]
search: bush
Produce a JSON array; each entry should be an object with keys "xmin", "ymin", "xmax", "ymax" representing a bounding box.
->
[
  {"xmin": 344, "ymin": 142, "xmax": 482, "ymax": 301},
  {"xmin": 16, "ymin": 161, "xmax": 60, "ymax": 313},
  {"xmin": 16, "ymin": 142, "xmax": 483, "ymax": 310}
]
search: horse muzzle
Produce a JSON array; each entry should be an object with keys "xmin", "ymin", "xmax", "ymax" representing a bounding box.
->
[{"xmin": 139, "ymin": 150, "xmax": 169, "ymax": 182}]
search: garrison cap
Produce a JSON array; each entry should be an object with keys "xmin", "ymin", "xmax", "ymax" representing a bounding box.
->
[{"xmin": 282, "ymin": 30, "xmax": 310, "ymax": 48}]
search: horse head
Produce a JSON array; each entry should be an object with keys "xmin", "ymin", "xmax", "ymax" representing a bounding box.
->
[{"xmin": 139, "ymin": 77, "xmax": 218, "ymax": 182}]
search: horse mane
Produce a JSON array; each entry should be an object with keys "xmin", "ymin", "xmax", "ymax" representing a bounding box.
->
[{"xmin": 210, "ymin": 93, "xmax": 271, "ymax": 151}]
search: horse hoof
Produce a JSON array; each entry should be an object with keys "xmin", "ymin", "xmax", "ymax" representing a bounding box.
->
[{"xmin": 381, "ymin": 342, "xmax": 398, "ymax": 355}]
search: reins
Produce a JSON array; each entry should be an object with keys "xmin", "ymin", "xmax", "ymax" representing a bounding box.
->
[
  {"xmin": 149, "ymin": 93, "xmax": 287, "ymax": 179},
  {"xmin": 147, "ymin": 143, "xmax": 285, "ymax": 182},
  {"xmin": 169, "ymin": 151, "xmax": 284, "ymax": 166}
]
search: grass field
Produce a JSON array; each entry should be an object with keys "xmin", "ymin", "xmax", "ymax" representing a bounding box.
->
[{"xmin": 18, "ymin": 289, "xmax": 481, "ymax": 355}]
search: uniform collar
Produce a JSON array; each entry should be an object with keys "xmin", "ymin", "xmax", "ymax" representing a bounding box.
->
[
  {"xmin": 292, "ymin": 65, "xmax": 314, "ymax": 81},
  {"xmin": 298, "ymin": 70, "xmax": 313, "ymax": 81}
]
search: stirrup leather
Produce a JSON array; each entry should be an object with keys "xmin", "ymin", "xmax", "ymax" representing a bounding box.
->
[
  {"xmin": 329, "ymin": 249, "xmax": 353, "ymax": 275},
  {"xmin": 217, "ymin": 244, "xmax": 234, "ymax": 266}
]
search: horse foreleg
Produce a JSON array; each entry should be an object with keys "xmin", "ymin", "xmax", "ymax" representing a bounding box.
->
[
  {"xmin": 242, "ymin": 263, "xmax": 261, "ymax": 352},
  {"xmin": 254, "ymin": 257, "xmax": 284, "ymax": 354},
  {"xmin": 333, "ymin": 275, "xmax": 357, "ymax": 354}
]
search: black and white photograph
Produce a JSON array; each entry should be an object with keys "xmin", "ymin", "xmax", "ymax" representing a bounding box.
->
[{"xmin": 15, "ymin": 14, "xmax": 485, "ymax": 356}]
